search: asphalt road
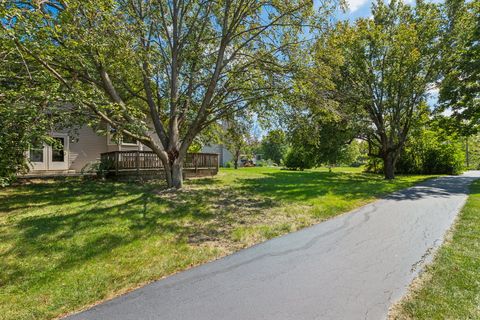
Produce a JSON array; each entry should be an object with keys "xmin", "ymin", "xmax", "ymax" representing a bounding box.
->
[{"xmin": 67, "ymin": 172, "xmax": 480, "ymax": 320}]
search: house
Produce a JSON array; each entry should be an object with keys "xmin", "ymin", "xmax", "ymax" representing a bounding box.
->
[
  {"xmin": 199, "ymin": 145, "xmax": 263, "ymax": 167},
  {"xmin": 201, "ymin": 144, "xmax": 234, "ymax": 167},
  {"xmin": 26, "ymin": 125, "xmax": 223, "ymax": 176},
  {"xmin": 27, "ymin": 125, "xmax": 144, "ymax": 176}
]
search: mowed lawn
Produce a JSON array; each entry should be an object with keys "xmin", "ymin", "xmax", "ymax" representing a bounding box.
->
[
  {"xmin": 0, "ymin": 167, "xmax": 435, "ymax": 320},
  {"xmin": 391, "ymin": 179, "xmax": 480, "ymax": 319}
]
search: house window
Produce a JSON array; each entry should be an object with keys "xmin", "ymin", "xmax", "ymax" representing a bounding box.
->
[
  {"xmin": 29, "ymin": 141, "xmax": 44, "ymax": 162},
  {"xmin": 121, "ymin": 134, "xmax": 137, "ymax": 145},
  {"xmin": 51, "ymin": 137, "xmax": 65, "ymax": 162},
  {"xmin": 107, "ymin": 126, "xmax": 137, "ymax": 145}
]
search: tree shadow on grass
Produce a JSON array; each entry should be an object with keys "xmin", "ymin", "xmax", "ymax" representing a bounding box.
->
[
  {"xmin": 0, "ymin": 180, "xmax": 272, "ymax": 290},
  {"xmin": 233, "ymin": 170, "xmax": 472, "ymax": 204},
  {"xmin": 1, "ymin": 170, "xmax": 450, "ymax": 296}
]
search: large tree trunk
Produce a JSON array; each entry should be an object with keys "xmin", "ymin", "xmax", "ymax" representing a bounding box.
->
[
  {"xmin": 234, "ymin": 149, "xmax": 240, "ymax": 169},
  {"xmin": 383, "ymin": 153, "xmax": 396, "ymax": 180},
  {"xmin": 170, "ymin": 162, "xmax": 183, "ymax": 188},
  {"xmin": 162, "ymin": 153, "xmax": 184, "ymax": 189}
]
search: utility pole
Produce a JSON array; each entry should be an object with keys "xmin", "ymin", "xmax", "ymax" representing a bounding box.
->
[{"xmin": 466, "ymin": 136, "xmax": 470, "ymax": 168}]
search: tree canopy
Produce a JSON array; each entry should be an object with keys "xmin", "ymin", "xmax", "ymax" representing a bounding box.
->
[
  {"xmin": 438, "ymin": 0, "xmax": 480, "ymax": 135},
  {"xmin": 329, "ymin": 0, "xmax": 443, "ymax": 179},
  {"xmin": 2, "ymin": 0, "xmax": 338, "ymax": 187},
  {"xmin": 260, "ymin": 129, "xmax": 287, "ymax": 164},
  {"xmin": 1, "ymin": 0, "xmax": 475, "ymax": 184}
]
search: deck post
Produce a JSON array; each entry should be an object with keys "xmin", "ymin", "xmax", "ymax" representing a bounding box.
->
[
  {"xmin": 115, "ymin": 152, "xmax": 119, "ymax": 176},
  {"xmin": 136, "ymin": 151, "xmax": 140, "ymax": 179},
  {"xmin": 195, "ymin": 154, "xmax": 198, "ymax": 174}
]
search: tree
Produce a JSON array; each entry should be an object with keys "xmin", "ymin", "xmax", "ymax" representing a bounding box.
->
[
  {"xmin": 0, "ymin": 32, "xmax": 80, "ymax": 185},
  {"xmin": 438, "ymin": 0, "xmax": 480, "ymax": 135},
  {"xmin": 280, "ymin": 18, "xmax": 367, "ymax": 171},
  {"xmin": 286, "ymin": 110, "xmax": 359, "ymax": 169},
  {"xmin": 331, "ymin": 0, "xmax": 442, "ymax": 179},
  {"xmin": 261, "ymin": 129, "xmax": 287, "ymax": 164},
  {"xmin": 2, "ymin": 0, "xmax": 336, "ymax": 188},
  {"xmin": 222, "ymin": 116, "xmax": 250, "ymax": 169}
]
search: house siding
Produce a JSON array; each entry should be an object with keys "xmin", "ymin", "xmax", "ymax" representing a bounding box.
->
[
  {"xmin": 201, "ymin": 144, "xmax": 233, "ymax": 167},
  {"xmin": 68, "ymin": 125, "xmax": 109, "ymax": 171}
]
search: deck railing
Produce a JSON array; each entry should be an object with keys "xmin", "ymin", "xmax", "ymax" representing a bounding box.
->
[{"xmin": 100, "ymin": 151, "xmax": 219, "ymax": 179}]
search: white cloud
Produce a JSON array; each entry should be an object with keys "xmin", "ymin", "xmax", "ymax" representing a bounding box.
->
[
  {"xmin": 347, "ymin": 0, "xmax": 369, "ymax": 12},
  {"xmin": 441, "ymin": 108, "xmax": 453, "ymax": 117}
]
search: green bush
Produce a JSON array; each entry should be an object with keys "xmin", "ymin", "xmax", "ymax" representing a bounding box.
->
[
  {"xmin": 224, "ymin": 161, "xmax": 234, "ymax": 168},
  {"xmin": 256, "ymin": 159, "xmax": 275, "ymax": 167},
  {"xmin": 81, "ymin": 159, "xmax": 114, "ymax": 178},
  {"xmin": 284, "ymin": 148, "xmax": 315, "ymax": 170},
  {"xmin": 396, "ymin": 130, "xmax": 465, "ymax": 175}
]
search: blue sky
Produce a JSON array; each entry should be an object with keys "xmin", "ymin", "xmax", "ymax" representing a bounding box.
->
[
  {"xmin": 340, "ymin": 0, "xmax": 378, "ymax": 19},
  {"xmin": 339, "ymin": 0, "xmax": 444, "ymax": 20}
]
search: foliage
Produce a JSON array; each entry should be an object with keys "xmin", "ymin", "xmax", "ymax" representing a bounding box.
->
[
  {"xmin": 1, "ymin": 0, "xmax": 338, "ymax": 188},
  {"xmin": 0, "ymin": 34, "xmax": 79, "ymax": 186},
  {"xmin": 260, "ymin": 130, "xmax": 288, "ymax": 165},
  {"xmin": 286, "ymin": 108, "xmax": 361, "ymax": 168},
  {"xmin": 80, "ymin": 159, "xmax": 114, "ymax": 178},
  {"xmin": 463, "ymin": 135, "xmax": 480, "ymax": 169},
  {"xmin": 221, "ymin": 115, "xmax": 252, "ymax": 169},
  {"xmin": 395, "ymin": 128, "xmax": 465, "ymax": 175},
  {"xmin": 280, "ymin": 21, "xmax": 360, "ymax": 171},
  {"xmin": 330, "ymin": 0, "xmax": 443, "ymax": 179},
  {"xmin": 341, "ymin": 140, "xmax": 367, "ymax": 167},
  {"xmin": 438, "ymin": 0, "xmax": 480, "ymax": 135},
  {"xmin": 284, "ymin": 147, "xmax": 315, "ymax": 170},
  {"xmin": 255, "ymin": 159, "xmax": 276, "ymax": 167},
  {"xmin": 0, "ymin": 105, "xmax": 34, "ymax": 186}
]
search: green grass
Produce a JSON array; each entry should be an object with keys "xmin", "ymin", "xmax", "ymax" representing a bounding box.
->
[
  {"xmin": 0, "ymin": 167, "xmax": 435, "ymax": 320},
  {"xmin": 391, "ymin": 179, "xmax": 480, "ymax": 320}
]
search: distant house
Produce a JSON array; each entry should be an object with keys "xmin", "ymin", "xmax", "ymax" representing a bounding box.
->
[
  {"xmin": 200, "ymin": 144, "xmax": 233, "ymax": 167},
  {"xmin": 200, "ymin": 145, "xmax": 263, "ymax": 167}
]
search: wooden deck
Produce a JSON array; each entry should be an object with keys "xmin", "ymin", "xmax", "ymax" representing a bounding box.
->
[{"xmin": 100, "ymin": 151, "xmax": 219, "ymax": 180}]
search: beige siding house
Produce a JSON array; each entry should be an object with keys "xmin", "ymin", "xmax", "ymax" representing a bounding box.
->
[
  {"xmin": 26, "ymin": 125, "xmax": 225, "ymax": 176},
  {"xmin": 27, "ymin": 125, "xmax": 144, "ymax": 176}
]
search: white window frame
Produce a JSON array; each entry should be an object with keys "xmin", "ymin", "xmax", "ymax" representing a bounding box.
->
[{"xmin": 107, "ymin": 125, "xmax": 139, "ymax": 146}]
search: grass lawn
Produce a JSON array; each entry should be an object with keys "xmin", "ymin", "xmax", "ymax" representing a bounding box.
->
[
  {"xmin": 0, "ymin": 167, "xmax": 435, "ymax": 320},
  {"xmin": 390, "ymin": 179, "xmax": 480, "ymax": 320}
]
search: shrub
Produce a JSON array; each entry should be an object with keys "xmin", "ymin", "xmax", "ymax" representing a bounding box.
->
[
  {"xmin": 256, "ymin": 159, "xmax": 275, "ymax": 167},
  {"xmin": 396, "ymin": 130, "xmax": 465, "ymax": 175},
  {"xmin": 224, "ymin": 161, "xmax": 234, "ymax": 168},
  {"xmin": 81, "ymin": 159, "xmax": 114, "ymax": 179},
  {"xmin": 284, "ymin": 148, "xmax": 315, "ymax": 170}
]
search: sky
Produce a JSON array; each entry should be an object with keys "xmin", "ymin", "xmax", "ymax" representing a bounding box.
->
[
  {"xmin": 340, "ymin": 0, "xmax": 443, "ymax": 20},
  {"xmin": 341, "ymin": 0, "xmax": 378, "ymax": 19}
]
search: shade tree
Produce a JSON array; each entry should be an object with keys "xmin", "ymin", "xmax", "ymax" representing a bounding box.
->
[
  {"xmin": 329, "ymin": 0, "xmax": 443, "ymax": 179},
  {"xmin": 1, "ymin": 0, "xmax": 339, "ymax": 188}
]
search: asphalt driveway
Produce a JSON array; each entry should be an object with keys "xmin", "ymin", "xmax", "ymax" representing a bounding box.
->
[{"xmin": 67, "ymin": 172, "xmax": 480, "ymax": 320}]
